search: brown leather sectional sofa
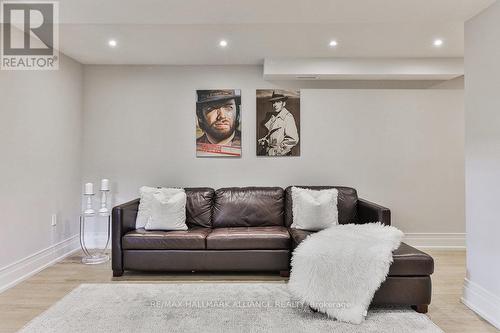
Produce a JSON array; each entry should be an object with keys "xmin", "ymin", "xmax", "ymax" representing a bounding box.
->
[{"xmin": 112, "ymin": 186, "xmax": 434, "ymax": 313}]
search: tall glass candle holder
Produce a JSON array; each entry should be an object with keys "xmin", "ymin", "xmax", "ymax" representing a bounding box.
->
[
  {"xmin": 84, "ymin": 194, "xmax": 95, "ymax": 216},
  {"xmin": 83, "ymin": 182, "xmax": 95, "ymax": 216},
  {"xmin": 80, "ymin": 179, "xmax": 110, "ymax": 265},
  {"xmin": 98, "ymin": 178, "xmax": 110, "ymax": 216},
  {"xmin": 98, "ymin": 191, "xmax": 109, "ymax": 216}
]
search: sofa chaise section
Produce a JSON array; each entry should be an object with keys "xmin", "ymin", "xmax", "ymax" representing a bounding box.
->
[{"xmin": 285, "ymin": 186, "xmax": 433, "ymax": 313}]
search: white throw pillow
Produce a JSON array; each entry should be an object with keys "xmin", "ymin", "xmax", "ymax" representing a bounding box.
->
[
  {"xmin": 135, "ymin": 186, "xmax": 183, "ymax": 229},
  {"xmin": 145, "ymin": 191, "xmax": 188, "ymax": 231},
  {"xmin": 291, "ymin": 187, "xmax": 339, "ymax": 231}
]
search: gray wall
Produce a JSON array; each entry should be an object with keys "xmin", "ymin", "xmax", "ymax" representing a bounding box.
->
[
  {"xmin": 464, "ymin": 1, "xmax": 500, "ymax": 328},
  {"xmin": 83, "ymin": 65, "xmax": 464, "ymax": 235},
  {"xmin": 0, "ymin": 54, "xmax": 83, "ymax": 268}
]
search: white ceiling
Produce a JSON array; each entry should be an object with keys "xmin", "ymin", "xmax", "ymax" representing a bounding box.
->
[{"xmin": 56, "ymin": 0, "xmax": 496, "ymax": 65}]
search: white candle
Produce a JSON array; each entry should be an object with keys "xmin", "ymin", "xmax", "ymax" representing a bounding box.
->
[
  {"xmin": 101, "ymin": 179, "xmax": 110, "ymax": 191},
  {"xmin": 84, "ymin": 182, "xmax": 94, "ymax": 195}
]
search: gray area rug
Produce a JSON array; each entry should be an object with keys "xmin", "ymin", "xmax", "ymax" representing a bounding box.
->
[{"xmin": 20, "ymin": 283, "xmax": 443, "ymax": 333}]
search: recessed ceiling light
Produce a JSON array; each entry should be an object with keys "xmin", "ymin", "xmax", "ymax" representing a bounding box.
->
[
  {"xmin": 329, "ymin": 40, "xmax": 338, "ymax": 47},
  {"xmin": 433, "ymin": 39, "xmax": 443, "ymax": 47},
  {"xmin": 108, "ymin": 39, "xmax": 117, "ymax": 47},
  {"xmin": 219, "ymin": 40, "xmax": 228, "ymax": 47}
]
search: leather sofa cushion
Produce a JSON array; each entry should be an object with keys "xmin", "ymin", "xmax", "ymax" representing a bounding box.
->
[
  {"xmin": 213, "ymin": 187, "xmax": 285, "ymax": 227},
  {"xmin": 122, "ymin": 227, "xmax": 211, "ymax": 250},
  {"xmin": 185, "ymin": 187, "xmax": 214, "ymax": 228},
  {"xmin": 206, "ymin": 226, "xmax": 290, "ymax": 250},
  {"xmin": 289, "ymin": 228, "xmax": 433, "ymax": 276},
  {"xmin": 285, "ymin": 186, "xmax": 358, "ymax": 226}
]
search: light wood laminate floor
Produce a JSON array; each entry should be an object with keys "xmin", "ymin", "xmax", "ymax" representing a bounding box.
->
[{"xmin": 0, "ymin": 249, "xmax": 498, "ymax": 332}]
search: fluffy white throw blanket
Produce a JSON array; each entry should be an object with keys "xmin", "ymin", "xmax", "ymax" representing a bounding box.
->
[{"xmin": 288, "ymin": 223, "xmax": 404, "ymax": 324}]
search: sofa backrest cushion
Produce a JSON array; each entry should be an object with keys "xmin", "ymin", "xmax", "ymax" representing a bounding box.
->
[
  {"xmin": 185, "ymin": 187, "xmax": 215, "ymax": 228},
  {"xmin": 213, "ymin": 187, "xmax": 285, "ymax": 227},
  {"xmin": 285, "ymin": 186, "xmax": 358, "ymax": 227}
]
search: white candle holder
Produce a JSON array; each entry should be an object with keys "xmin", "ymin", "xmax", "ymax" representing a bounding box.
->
[
  {"xmin": 84, "ymin": 193, "xmax": 95, "ymax": 216},
  {"xmin": 98, "ymin": 189, "xmax": 110, "ymax": 216}
]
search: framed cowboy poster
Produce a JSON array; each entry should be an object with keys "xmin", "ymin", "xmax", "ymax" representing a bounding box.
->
[
  {"xmin": 196, "ymin": 89, "xmax": 242, "ymax": 157},
  {"xmin": 256, "ymin": 89, "xmax": 300, "ymax": 156}
]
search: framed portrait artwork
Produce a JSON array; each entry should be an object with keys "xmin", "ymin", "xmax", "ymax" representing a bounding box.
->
[
  {"xmin": 196, "ymin": 89, "xmax": 242, "ymax": 157},
  {"xmin": 256, "ymin": 89, "xmax": 300, "ymax": 156}
]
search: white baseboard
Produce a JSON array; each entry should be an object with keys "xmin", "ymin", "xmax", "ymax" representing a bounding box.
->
[
  {"xmin": 0, "ymin": 235, "xmax": 80, "ymax": 294},
  {"xmin": 462, "ymin": 278, "xmax": 500, "ymax": 329},
  {"xmin": 403, "ymin": 233, "xmax": 466, "ymax": 249}
]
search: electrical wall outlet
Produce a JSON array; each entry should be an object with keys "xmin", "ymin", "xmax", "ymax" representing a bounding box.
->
[{"xmin": 51, "ymin": 214, "xmax": 57, "ymax": 227}]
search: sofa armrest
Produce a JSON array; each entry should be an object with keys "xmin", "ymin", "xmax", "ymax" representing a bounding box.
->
[
  {"xmin": 111, "ymin": 198, "xmax": 139, "ymax": 274},
  {"xmin": 357, "ymin": 198, "xmax": 391, "ymax": 226}
]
